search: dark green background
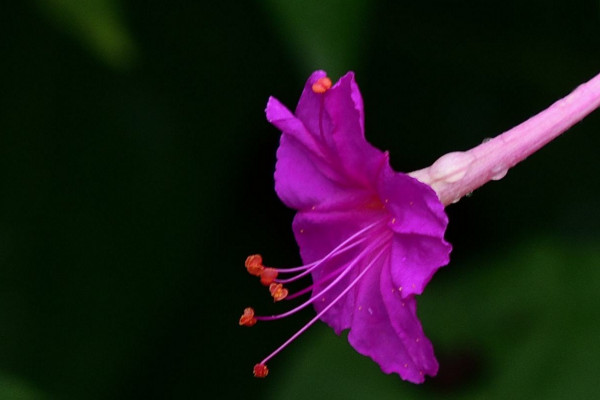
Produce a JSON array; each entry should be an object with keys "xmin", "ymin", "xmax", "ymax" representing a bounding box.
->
[{"xmin": 1, "ymin": 1, "xmax": 599, "ymax": 398}]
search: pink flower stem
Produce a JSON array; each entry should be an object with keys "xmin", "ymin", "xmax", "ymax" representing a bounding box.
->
[{"xmin": 409, "ymin": 72, "xmax": 600, "ymax": 206}]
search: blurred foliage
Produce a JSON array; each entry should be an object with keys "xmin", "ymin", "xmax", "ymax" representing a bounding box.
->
[
  {"xmin": 0, "ymin": 0, "xmax": 598, "ymax": 399},
  {"xmin": 35, "ymin": 0, "xmax": 137, "ymax": 68},
  {"xmin": 263, "ymin": 0, "xmax": 372, "ymax": 77},
  {"xmin": 267, "ymin": 237, "xmax": 600, "ymax": 399},
  {"xmin": 0, "ymin": 372, "xmax": 47, "ymax": 400}
]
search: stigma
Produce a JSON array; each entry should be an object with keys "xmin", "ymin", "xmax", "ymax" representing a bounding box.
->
[{"xmin": 312, "ymin": 77, "xmax": 332, "ymax": 94}]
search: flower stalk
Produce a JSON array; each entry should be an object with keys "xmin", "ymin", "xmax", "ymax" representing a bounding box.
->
[{"xmin": 409, "ymin": 72, "xmax": 600, "ymax": 205}]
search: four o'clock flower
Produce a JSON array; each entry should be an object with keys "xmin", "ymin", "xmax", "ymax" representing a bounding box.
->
[{"xmin": 240, "ymin": 70, "xmax": 600, "ymax": 383}]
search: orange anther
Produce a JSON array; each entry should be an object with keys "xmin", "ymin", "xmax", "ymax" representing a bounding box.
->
[
  {"xmin": 239, "ymin": 307, "xmax": 257, "ymax": 327},
  {"xmin": 259, "ymin": 268, "xmax": 278, "ymax": 286},
  {"xmin": 311, "ymin": 77, "xmax": 332, "ymax": 94},
  {"xmin": 269, "ymin": 283, "xmax": 289, "ymax": 302},
  {"xmin": 245, "ymin": 254, "xmax": 265, "ymax": 276},
  {"xmin": 253, "ymin": 363, "xmax": 269, "ymax": 378}
]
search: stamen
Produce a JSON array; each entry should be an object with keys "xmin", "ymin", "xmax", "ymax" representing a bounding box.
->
[
  {"xmin": 312, "ymin": 77, "xmax": 332, "ymax": 94},
  {"xmin": 275, "ymin": 219, "xmax": 385, "ymax": 283},
  {"xmin": 256, "ymin": 245, "xmax": 389, "ymax": 370},
  {"xmin": 243, "ymin": 218, "xmax": 390, "ymax": 377},
  {"xmin": 259, "ymin": 268, "xmax": 278, "ymax": 286},
  {"xmin": 275, "ymin": 235, "xmax": 369, "ymax": 285},
  {"xmin": 284, "ymin": 244, "xmax": 385, "ymax": 301},
  {"xmin": 284, "ymin": 260, "xmax": 351, "ymax": 301},
  {"xmin": 284, "ymin": 284, "xmax": 313, "ymax": 301},
  {"xmin": 269, "ymin": 283, "xmax": 288, "ymax": 302},
  {"xmin": 245, "ymin": 254, "xmax": 265, "ymax": 276},
  {"xmin": 239, "ymin": 307, "xmax": 257, "ymax": 327},
  {"xmin": 255, "ymin": 239, "xmax": 388, "ymax": 322},
  {"xmin": 253, "ymin": 363, "xmax": 269, "ymax": 378}
]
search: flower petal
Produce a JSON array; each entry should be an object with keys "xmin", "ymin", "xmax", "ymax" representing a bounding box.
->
[
  {"xmin": 268, "ymin": 71, "xmax": 387, "ymax": 211},
  {"xmin": 295, "ymin": 71, "xmax": 386, "ymax": 188},
  {"xmin": 378, "ymin": 164, "xmax": 448, "ymax": 236},
  {"xmin": 346, "ymin": 252, "xmax": 437, "ymax": 383},
  {"xmin": 292, "ymin": 208, "xmax": 388, "ymax": 334},
  {"xmin": 322, "ymin": 72, "xmax": 385, "ymax": 188},
  {"xmin": 377, "ymin": 164, "xmax": 451, "ymax": 297},
  {"xmin": 266, "ymin": 96, "xmax": 325, "ymax": 161},
  {"xmin": 294, "ymin": 70, "xmax": 330, "ymax": 140},
  {"xmin": 272, "ymin": 120, "xmax": 348, "ymax": 210},
  {"xmin": 269, "ymin": 97, "xmax": 372, "ymax": 211},
  {"xmin": 381, "ymin": 257, "xmax": 439, "ymax": 379},
  {"xmin": 389, "ymin": 233, "xmax": 451, "ymax": 297}
]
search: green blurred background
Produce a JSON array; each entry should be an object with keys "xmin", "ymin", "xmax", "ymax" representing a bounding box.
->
[{"xmin": 1, "ymin": 1, "xmax": 599, "ymax": 398}]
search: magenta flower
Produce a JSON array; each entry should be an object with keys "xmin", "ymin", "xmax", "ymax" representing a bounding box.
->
[
  {"xmin": 241, "ymin": 69, "xmax": 600, "ymax": 382},
  {"xmin": 241, "ymin": 71, "xmax": 451, "ymax": 383}
]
